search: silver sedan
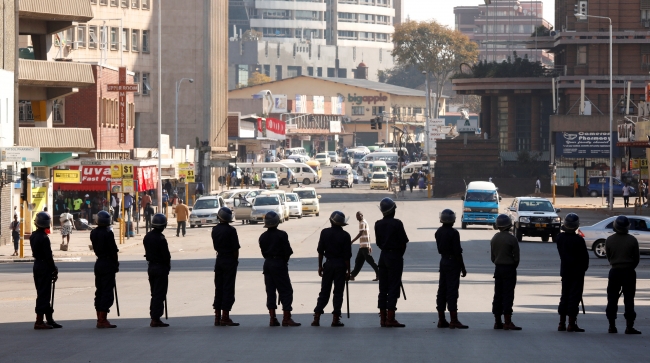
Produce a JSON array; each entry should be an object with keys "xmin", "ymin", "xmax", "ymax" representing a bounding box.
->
[{"xmin": 579, "ymin": 215, "xmax": 650, "ymax": 258}]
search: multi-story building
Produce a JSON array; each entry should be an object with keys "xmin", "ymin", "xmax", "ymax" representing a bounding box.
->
[{"xmin": 455, "ymin": 0, "xmax": 553, "ymax": 66}]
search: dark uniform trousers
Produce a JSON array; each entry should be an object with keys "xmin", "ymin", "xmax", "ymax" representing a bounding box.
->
[
  {"xmin": 351, "ymin": 247, "xmax": 379, "ymax": 277},
  {"xmin": 264, "ymin": 259, "xmax": 293, "ymax": 311},
  {"xmin": 213, "ymin": 257, "xmax": 238, "ymax": 311},
  {"xmin": 436, "ymin": 258, "xmax": 461, "ymax": 312},
  {"xmin": 377, "ymin": 251, "xmax": 403, "ymax": 311},
  {"xmin": 148, "ymin": 263, "xmax": 169, "ymax": 320},
  {"xmin": 606, "ymin": 268, "xmax": 636, "ymax": 321},
  {"xmin": 492, "ymin": 264, "xmax": 517, "ymax": 315},
  {"xmin": 314, "ymin": 259, "xmax": 346, "ymax": 315},
  {"xmin": 94, "ymin": 259, "xmax": 116, "ymax": 312},
  {"xmin": 558, "ymin": 274, "xmax": 585, "ymax": 318},
  {"xmin": 33, "ymin": 261, "xmax": 53, "ymax": 315}
]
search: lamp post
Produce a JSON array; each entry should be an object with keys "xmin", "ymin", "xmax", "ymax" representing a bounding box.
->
[
  {"xmin": 575, "ymin": 13, "xmax": 613, "ymax": 210},
  {"xmin": 157, "ymin": 0, "xmax": 162, "ymax": 212},
  {"xmin": 175, "ymin": 78, "xmax": 194, "ymax": 148}
]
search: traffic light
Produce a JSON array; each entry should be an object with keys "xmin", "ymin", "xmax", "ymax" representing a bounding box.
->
[
  {"xmin": 378, "ymin": 117, "xmax": 382, "ymax": 129},
  {"xmin": 574, "ymin": 1, "xmax": 587, "ymax": 16},
  {"xmin": 20, "ymin": 168, "xmax": 28, "ymax": 199},
  {"xmin": 370, "ymin": 117, "xmax": 377, "ymax": 130}
]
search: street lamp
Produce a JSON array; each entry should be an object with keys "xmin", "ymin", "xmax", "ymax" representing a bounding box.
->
[
  {"xmin": 175, "ymin": 78, "xmax": 194, "ymax": 148},
  {"xmin": 575, "ymin": 13, "xmax": 613, "ymax": 210}
]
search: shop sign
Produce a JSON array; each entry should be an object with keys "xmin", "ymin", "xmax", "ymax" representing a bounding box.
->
[
  {"xmin": 53, "ymin": 170, "xmax": 81, "ymax": 184},
  {"xmin": 347, "ymin": 93, "xmax": 388, "ymax": 105},
  {"xmin": 299, "ymin": 136, "xmax": 311, "ymax": 141},
  {"xmin": 258, "ymin": 117, "xmax": 286, "ymax": 140},
  {"xmin": 0, "ymin": 147, "xmax": 40, "ymax": 162},
  {"xmin": 430, "ymin": 119, "xmax": 445, "ymax": 127},
  {"xmin": 272, "ymin": 95, "xmax": 288, "ymax": 113},
  {"xmin": 122, "ymin": 179, "xmax": 134, "ymax": 193},
  {"xmin": 30, "ymin": 187, "xmax": 48, "ymax": 230},
  {"xmin": 179, "ymin": 162, "xmax": 195, "ymax": 183},
  {"xmin": 110, "ymin": 164, "xmax": 122, "ymax": 179},
  {"xmin": 456, "ymin": 119, "xmax": 478, "ymax": 133},
  {"xmin": 555, "ymin": 132, "xmax": 619, "ymax": 158},
  {"xmin": 329, "ymin": 121, "xmax": 342, "ymax": 133}
]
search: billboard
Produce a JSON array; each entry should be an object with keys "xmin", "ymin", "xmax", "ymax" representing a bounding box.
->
[
  {"xmin": 295, "ymin": 94, "xmax": 307, "ymax": 113},
  {"xmin": 272, "ymin": 95, "xmax": 288, "ymax": 113},
  {"xmin": 555, "ymin": 132, "xmax": 620, "ymax": 158},
  {"xmin": 313, "ymin": 96, "xmax": 325, "ymax": 114}
]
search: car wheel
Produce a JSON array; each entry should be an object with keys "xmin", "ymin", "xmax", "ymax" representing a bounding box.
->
[
  {"xmin": 461, "ymin": 222, "xmax": 467, "ymax": 229},
  {"xmin": 298, "ymin": 215, "xmax": 302, "ymax": 219},
  {"xmin": 590, "ymin": 190, "xmax": 598, "ymax": 197},
  {"xmin": 280, "ymin": 178, "xmax": 288, "ymax": 186},
  {"xmin": 302, "ymin": 178, "xmax": 311, "ymax": 185},
  {"xmin": 198, "ymin": 225, "xmax": 202, "ymax": 228},
  {"xmin": 190, "ymin": 225, "xmax": 195, "ymax": 228},
  {"xmin": 593, "ymin": 240, "xmax": 607, "ymax": 258},
  {"xmin": 250, "ymin": 221, "xmax": 258, "ymax": 224},
  {"xmin": 316, "ymin": 212, "xmax": 320, "ymax": 217},
  {"xmin": 514, "ymin": 226, "xmax": 523, "ymax": 242},
  {"xmin": 541, "ymin": 234, "xmax": 550, "ymax": 242}
]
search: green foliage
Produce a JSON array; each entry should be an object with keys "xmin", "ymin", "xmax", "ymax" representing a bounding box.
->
[
  {"xmin": 454, "ymin": 53, "xmax": 552, "ymax": 79},
  {"xmin": 377, "ymin": 65, "xmax": 424, "ymax": 89}
]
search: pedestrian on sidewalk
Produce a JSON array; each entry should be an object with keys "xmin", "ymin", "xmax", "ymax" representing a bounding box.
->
[
  {"xmin": 175, "ymin": 200, "xmax": 189, "ymax": 237},
  {"xmin": 123, "ymin": 193, "xmax": 133, "ymax": 222},
  {"xmin": 162, "ymin": 190, "xmax": 169, "ymax": 215},
  {"xmin": 30, "ymin": 212, "xmax": 62, "ymax": 329},
  {"xmin": 622, "ymin": 184, "xmax": 631, "ymax": 208},
  {"xmin": 59, "ymin": 208, "xmax": 74, "ymax": 248},
  {"xmin": 349, "ymin": 211, "xmax": 379, "ymax": 282},
  {"xmin": 490, "ymin": 214, "xmax": 522, "ymax": 331},
  {"xmin": 144, "ymin": 203, "xmax": 155, "ymax": 233},
  {"xmin": 111, "ymin": 194, "xmax": 120, "ymax": 222},
  {"xmin": 141, "ymin": 192, "xmax": 152, "ymax": 222},
  {"xmin": 212, "ymin": 208, "xmax": 241, "ymax": 326},
  {"xmin": 575, "ymin": 176, "xmax": 583, "ymax": 197},
  {"xmin": 535, "ymin": 178, "xmax": 541, "ymax": 195},
  {"xmin": 409, "ymin": 174, "xmax": 415, "ymax": 193},
  {"xmin": 90, "ymin": 211, "xmax": 119, "ymax": 329},
  {"xmin": 144, "ymin": 214, "xmax": 171, "ymax": 328},
  {"xmin": 9, "ymin": 215, "xmax": 19, "ymax": 256}
]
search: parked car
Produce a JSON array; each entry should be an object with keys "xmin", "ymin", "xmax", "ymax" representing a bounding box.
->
[
  {"xmin": 219, "ymin": 189, "xmax": 250, "ymax": 208},
  {"xmin": 293, "ymin": 187, "xmax": 320, "ymax": 216},
  {"xmin": 261, "ymin": 190, "xmax": 290, "ymax": 221},
  {"xmin": 579, "ymin": 215, "xmax": 650, "ymax": 258},
  {"xmin": 261, "ymin": 171, "xmax": 279, "ymax": 189},
  {"xmin": 189, "ymin": 196, "xmax": 227, "ymax": 228},
  {"xmin": 249, "ymin": 195, "xmax": 284, "ymax": 224},
  {"xmin": 505, "ymin": 197, "xmax": 562, "ymax": 242},
  {"xmin": 314, "ymin": 153, "xmax": 331, "ymax": 166},
  {"xmin": 232, "ymin": 197, "xmax": 253, "ymax": 224},
  {"xmin": 285, "ymin": 193, "xmax": 303, "ymax": 218},
  {"xmin": 328, "ymin": 151, "xmax": 340, "ymax": 163},
  {"xmin": 352, "ymin": 169, "xmax": 359, "ymax": 184},
  {"xmin": 587, "ymin": 177, "xmax": 636, "ymax": 197},
  {"xmin": 244, "ymin": 189, "xmax": 265, "ymax": 202},
  {"xmin": 370, "ymin": 172, "xmax": 389, "ymax": 190}
]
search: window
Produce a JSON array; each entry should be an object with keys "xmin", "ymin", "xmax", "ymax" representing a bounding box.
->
[
  {"xmin": 338, "ymin": 12, "xmax": 356, "ymax": 21},
  {"xmin": 133, "ymin": 72, "xmax": 140, "ymax": 95},
  {"xmin": 131, "ymin": 29, "xmax": 139, "ymax": 51},
  {"xmin": 263, "ymin": 64, "xmax": 270, "ymax": 76},
  {"xmin": 121, "ymin": 0, "xmax": 128, "ymax": 7},
  {"xmin": 352, "ymin": 106, "xmax": 364, "ymax": 115},
  {"xmin": 376, "ymin": 33, "xmax": 388, "ymax": 42},
  {"xmin": 360, "ymin": 14, "xmax": 374, "ymax": 23},
  {"xmin": 131, "ymin": 0, "xmax": 140, "ymax": 8},
  {"xmin": 141, "ymin": 0, "xmax": 149, "ymax": 10},
  {"xmin": 142, "ymin": 30, "xmax": 150, "ymax": 52},
  {"xmin": 307, "ymin": 66, "xmax": 314, "ymax": 76},
  {"xmin": 338, "ymin": 69, "xmax": 347, "ymax": 78},
  {"xmin": 89, "ymin": 26, "xmax": 98, "ymax": 48},
  {"xmin": 122, "ymin": 28, "xmax": 129, "ymax": 51},
  {"xmin": 100, "ymin": 0, "xmax": 107, "ymax": 5},
  {"xmin": 110, "ymin": 0, "xmax": 118, "ymax": 6},
  {"xmin": 338, "ymin": 31, "xmax": 356, "ymax": 39},
  {"xmin": 52, "ymin": 99, "xmax": 64, "ymax": 124},
  {"xmin": 317, "ymin": 67, "xmax": 323, "ymax": 77},
  {"xmin": 18, "ymin": 101, "xmax": 34, "ymax": 122},
  {"xmin": 577, "ymin": 45, "xmax": 587, "ymax": 65},
  {"xmin": 275, "ymin": 65, "xmax": 282, "ymax": 80},
  {"xmin": 263, "ymin": 28, "xmax": 291, "ymax": 38},
  {"xmin": 91, "ymin": 0, "xmax": 97, "ymax": 4},
  {"xmin": 327, "ymin": 68, "xmax": 335, "ymax": 77},
  {"xmin": 237, "ymin": 65, "xmax": 249, "ymax": 88},
  {"xmin": 142, "ymin": 72, "xmax": 151, "ymax": 95},
  {"xmin": 372, "ymin": 106, "xmax": 385, "ymax": 115},
  {"xmin": 287, "ymin": 66, "xmax": 302, "ymax": 77},
  {"xmin": 110, "ymin": 27, "xmax": 118, "ymax": 50},
  {"xmin": 76, "ymin": 25, "xmax": 87, "ymax": 48}
]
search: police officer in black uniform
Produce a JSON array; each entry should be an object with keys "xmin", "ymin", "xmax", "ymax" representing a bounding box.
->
[
  {"xmin": 143, "ymin": 213, "xmax": 171, "ymax": 328},
  {"xmin": 435, "ymin": 209, "xmax": 468, "ymax": 329},
  {"xmin": 605, "ymin": 216, "xmax": 641, "ymax": 334},
  {"xmin": 259, "ymin": 211, "xmax": 300, "ymax": 327},
  {"xmin": 311, "ymin": 211, "xmax": 352, "ymax": 327},
  {"xmin": 91, "ymin": 211, "xmax": 119, "ymax": 329},
  {"xmin": 375, "ymin": 197, "xmax": 409, "ymax": 328},
  {"xmin": 490, "ymin": 214, "xmax": 522, "ymax": 331},
  {"xmin": 553, "ymin": 213, "xmax": 589, "ymax": 332},
  {"xmin": 212, "ymin": 208, "xmax": 241, "ymax": 327},
  {"xmin": 30, "ymin": 212, "xmax": 62, "ymax": 330}
]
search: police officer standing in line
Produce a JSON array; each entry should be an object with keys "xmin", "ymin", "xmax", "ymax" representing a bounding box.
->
[
  {"xmin": 375, "ymin": 198, "xmax": 409, "ymax": 328},
  {"xmin": 212, "ymin": 208, "xmax": 241, "ymax": 327},
  {"xmin": 605, "ymin": 216, "xmax": 642, "ymax": 334},
  {"xmin": 435, "ymin": 209, "xmax": 468, "ymax": 329},
  {"xmin": 490, "ymin": 214, "xmax": 522, "ymax": 331},
  {"xmin": 259, "ymin": 211, "xmax": 300, "ymax": 327},
  {"xmin": 143, "ymin": 213, "xmax": 171, "ymax": 328},
  {"xmin": 311, "ymin": 211, "xmax": 352, "ymax": 327},
  {"xmin": 553, "ymin": 213, "xmax": 589, "ymax": 332},
  {"xmin": 91, "ymin": 211, "xmax": 119, "ymax": 329},
  {"xmin": 30, "ymin": 212, "xmax": 62, "ymax": 330}
]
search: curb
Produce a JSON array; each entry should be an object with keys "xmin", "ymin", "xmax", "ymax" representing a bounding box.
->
[{"xmin": 0, "ymin": 257, "xmax": 81, "ymax": 263}]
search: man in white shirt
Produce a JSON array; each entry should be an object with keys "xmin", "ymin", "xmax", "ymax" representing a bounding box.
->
[
  {"xmin": 535, "ymin": 178, "xmax": 541, "ymax": 195},
  {"xmin": 349, "ymin": 211, "xmax": 379, "ymax": 281},
  {"xmin": 622, "ymin": 184, "xmax": 630, "ymax": 207}
]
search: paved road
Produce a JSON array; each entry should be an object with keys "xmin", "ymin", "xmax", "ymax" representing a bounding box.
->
[{"xmin": 0, "ymin": 181, "xmax": 648, "ymax": 362}]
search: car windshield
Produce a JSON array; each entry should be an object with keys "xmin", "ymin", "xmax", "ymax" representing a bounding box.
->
[
  {"xmin": 316, "ymin": 154, "xmax": 327, "ymax": 158},
  {"xmin": 333, "ymin": 169, "xmax": 348, "ymax": 175},
  {"xmin": 373, "ymin": 173, "xmax": 387, "ymax": 180},
  {"xmin": 262, "ymin": 172, "xmax": 275, "ymax": 179},
  {"xmin": 220, "ymin": 192, "xmax": 234, "ymax": 199},
  {"xmin": 193, "ymin": 199, "xmax": 220, "ymax": 209},
  {"xmin": 296, "ymin": 190, "xmax": 316, "ymax": 199},
  {"xmin": 354, "ymin": 153, "xmax": 365, "ymax": 160},
  {"xmin": 328, "ymin": 152, "xmax": 336, "ymax": 156},
  {"xmin": 286, "ymin": 194, "xmax": 299, "ymax": 202},
  {"xmin": 247, "ymin": 190, "xmax": 262, "ymax": 198},
  {"xmin": 518, "ymin": 200, "xmax": 555, "ymax": 212},
  {"xmin": 254, "ymin": 197, "xmax": 279, "ymax": 206},
  {"xmin": 465, "ymin": 191, "xmax": 497, "ymax": 202}
]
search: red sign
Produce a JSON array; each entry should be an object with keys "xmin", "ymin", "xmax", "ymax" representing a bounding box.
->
[
  {"xmin": 107, "ymin": 67, "xmax": 138, "ymax": 144},
  {"xmin": 54, "ymin": 165, "xmax": 158, "ymax": 192},
  {"xmin": 257, "ymin": 117, "xmax": 286, "ymax": 140},
  {"xmin": 107, "ymin": 85, "xmax": 139, "ymax": 92}
]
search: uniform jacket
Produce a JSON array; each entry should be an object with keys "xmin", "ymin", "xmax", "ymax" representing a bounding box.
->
[
  {"xmin": 374, "ymin": 217, "xmax": 409, "ymax": 254},
  {"xmin": 30, "ymin": 229, "xmax": 56, "ymax": 270},
  {"xmin": 606, "ymin": 232, "xmax": 640, "ymax": 269},
  {"xmin": 317, "ymin": 226, "xmax": 352, "ymax": 261},
  {"xmin": 90, "ymin": 227, "xmax": 119, "ymax": 262},
  {"xmin": 554, "ymin": 231, "xmax": 589, "ymax": 276},
  {"xmin": 490, "ymin": 231, "xmax": 520, "ymax": 266},
  {"xmin": 212, "ymin": 223, "xmax": 241, "ymax": 257},
  {"xmin": 259, "ymin": 228, "xmax": 293, "ymax": 261},
  {"xmin": 143, "ymin": 229, "xmax": 171, "ymax": 268}
]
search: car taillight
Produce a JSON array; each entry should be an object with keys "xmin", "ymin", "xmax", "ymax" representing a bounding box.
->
[{"xmin": 578, "ymin": 229, "xmax": 585, "ymax": 238}]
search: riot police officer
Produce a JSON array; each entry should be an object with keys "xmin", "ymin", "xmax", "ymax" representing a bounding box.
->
[
  {"xmin": 311, "ymin": 211, "xmax": 352, "ymax": 327},
  {"xmin": 490, "ymin": 214, "xmax": 522, "ymax": 331},
  {"xmin": 554, "ymin": 213, "xmax": 589, "ymax": 332},
  {"xmin": 375, "ymin": 197, "xmax": 409, "ymax": 328},
  {"xmin": 259, "ymin": 211, "xmax": 300, "ymax": 327},
  {"xmin": 144, "ymin": 213, "xmax": 171, "ymax": 328},
  {"xmin": 435, "ymin": 209, "xmax": 468, "ymax": 329},
  {"xmin": 91, "ymin": 211, "xmax": 119, "ymax": 329},
  {"xmin": 212, "ymin": 208, "xmax": 241, "ymax": 327},
  {"xmin": 30, "ymin": 212, "xmax": 62, "ymax": 330},
  {"xmin": 605, "ymin": 216, "xmax": 641, "ymax": 334}
]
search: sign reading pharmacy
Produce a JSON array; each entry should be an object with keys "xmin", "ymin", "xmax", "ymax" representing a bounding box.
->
[
  {"xmin": 555, "ymin": 132, "xmax": 620, "ymax": 157},
  {"xmin": 1, "ymin": 147, "xmax": 40, "ymax": 162}
]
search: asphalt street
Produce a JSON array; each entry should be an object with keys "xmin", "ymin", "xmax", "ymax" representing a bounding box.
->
[{"xmin": 0, "ymin": 169, "xmax": 648, "ymax": 362}]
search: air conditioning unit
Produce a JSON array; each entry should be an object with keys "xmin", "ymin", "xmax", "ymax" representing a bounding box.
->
[{"xmin": 72, "ymin": 42, "xmax": 78, "ymax": 50}]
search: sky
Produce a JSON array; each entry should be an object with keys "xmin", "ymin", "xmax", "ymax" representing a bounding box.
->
[{"xmin": 404, "ymin": 0, "xmax": 556, "ymax": 29}]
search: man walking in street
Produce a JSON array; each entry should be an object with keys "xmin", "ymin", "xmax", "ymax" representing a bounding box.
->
[
  {"xmin": 375, "ymin": 197, "xmax": 409, "ymax": 328},
  {"xmin": 91, "ymin": 211, "xmax": 119, "ymax": 329},
  {"xmin": 30, "ymin": 212, "xmax": 62, "ymax": 329},
  {"xmin": 554, "ymin": 213, "xmax": 589, "ymax": 332},
  {"xmin": 535, "ymin": 178, "xmax": 541, "ymax": 195},
  {"xmin": 490, "ymin": 214, "xmax": 522, "ymax": 331},
  {"xmin": 311, "ymin": 211, "xmax": 351, "ymax": 327},
  {"xmin": 349, "ymin": 211, "xmax": 379, "ymax": 282},
  {"xmin": 259, "ymin": 211, "xmax": 300, "ymax": 327},
  {"xmin": 10, "ymin": 214, "xmax": 20, "ymax": 256},
  {"xmin": 605, "ymin": 216, "xmax": 642, "ymax": 334},
  {"xmin": 175, "ymin": 200, "xmax": 190, "ymax": 237},
  {"xmin": 123, "ymin": 193, "xmax": 133, "ymax": 221},
  {"xmin": 143, "ymin": 214, "xmax": 171, "ymax": 328},
  {"xmin": 435, "ymin": 209, "xmax": 468, "ymax": 329},
  {"xmin": 622, "ymin": 184, "xmax": 630, "ymax": 208},
  {"xmin": 212, "ymin": 208, "xmax": 241, "ymax": 326}
]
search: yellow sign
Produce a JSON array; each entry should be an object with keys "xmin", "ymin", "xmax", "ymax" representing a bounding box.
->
[
  {"xmin": 110, "ymin": 164, "xmax": 122, "ymax": 179},
  {"xmin": 31, "ymin": 187, "xmax": 48, "ymax": 231},
  {"xmin": 122, "ymin": 178, "xmax": 134, "ymax": 193},
  {"xmin": 53, "ymin": 169, "xmax": 81, "ymax": 184},
  {"xmin": 179, "ymin": 162, "xmax": 195, "ymax": 182},
  {"xmin": 122, "ymin": 164, "xmax": 134, "ymax": 179},
  {"xmin": 185, "ymin": 169, "xmax": 195, "ymax": 182}
]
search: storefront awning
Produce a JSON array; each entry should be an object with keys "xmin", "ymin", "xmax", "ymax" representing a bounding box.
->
[{"xmin": 19, "ymin": 127, "xmax": 95, "ymax": 153}]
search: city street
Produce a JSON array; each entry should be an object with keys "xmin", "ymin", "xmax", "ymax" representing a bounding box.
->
[{"xmin": 0, "ymin": 172, "xmax": 648, "ymax": 362}]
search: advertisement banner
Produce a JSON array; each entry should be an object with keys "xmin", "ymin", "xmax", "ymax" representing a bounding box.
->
[
  {"xmin": 1, "ymin": 147, "xmax": 40, "ymax": 162},
  {"xmin": 313, "ymin": 96, "xmax": 325, "ymax": 114},
  {"xmin": 122, "ymin": 164, "xmax": 134, "ymax": 179},
  {"xmin": 110, "ymin": 164, "xmax": 122, "ymax": 179},
  {"xmin": 295, "ymin": 94, "xmax": 307, "ymax": 113},
  {"xmin": 122, "ymin": 179, "xmax": 134, "ymax": 193},
  {"xmin": 329, "ymin": 120, "xmax": 342, "ymax": 133},
  {"xmin": 272, "ymin": 95, "xmax": 288, "ymax": 113},
  {"xmin": 555, "ymin": 132, "xmax": 620, "ymax": 158},
  {"xmin": 456, "ymin": 119, "xmax": 479, "ymax": 133},
  {"xmin": 53, "ymin": 170, "xmax": 81, "ymax": 184},
  {"xmin": 330, "ymin": 96, "xmax": 343, "ymax": 115},
  {"xmin": 179, "ymin": 162, "xmax": 196, "ymax": 183},
  {"xmin": 54, "ymin": 166, "xmax": 155, "ymax": 192},
  {"xmin": 31, "ymin": 187, "xmax": 48, "ymax": 230},
  {"xmin": 258, "ymin": 117, "xmax": 286, "ymax": 140}
]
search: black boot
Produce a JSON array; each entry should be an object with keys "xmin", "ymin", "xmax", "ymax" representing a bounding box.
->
[
  {"xmin": 493, "ymin": 314, "xmax": 504, "ymax": 330},
  {"xmin": 567, "ymin": 316, "xmax": 584, "ymax": 332},
  {"xmin": 331, "ymin": 313, "xmax": 345, "ymax": 327},
  {"xmin": 558, "ymin": 315, "xmax": 566, "ymax": 332},
  {"xmin": 625, "ymin": 319, "xmax": 642, "ymax": 335},
  {"xmin": 311, "ymin": 313, "xmax": 321, "ymax": 327},
  {"xmin": 437, "ymin": 311, "xmax": 450, "ymax": 328},
  {"xmin": 269, "ymin": 309, "xmax": 280, "ymax": 327},
  {"xmin": 608, "ymin": 319, "xmax": 618, "ymax": 334},
  {"xmin": 45, "ymin": 313, "xmax": 63, "ymax": 329}
]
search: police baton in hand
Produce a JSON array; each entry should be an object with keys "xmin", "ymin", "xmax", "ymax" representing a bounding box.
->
[
  {"xmin": 114, "ymin": 283, "xmax": 120, "ymax": 317},
  {"xmin": 580, "ymin": 298, "xmax": 586, "ymax": 315},
  {"xmin": 345, "ymin": 280, "xmax": 350, "ymax": 319},
  {"xmin": 50, "ymin": 281, "xmax": 56, "ymax": 309},
  {"xmin": 400, "ymin": 282, "xmax": 407, "ymax": 300},
  {"xmin": 164, "ymin": 298, "xmax": 168, "ymax": 320}
]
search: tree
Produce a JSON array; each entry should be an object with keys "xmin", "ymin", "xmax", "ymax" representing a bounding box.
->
[
  {"xmin": 247, "ymin": 72, "xmax": 272, "ymax": 87},
  {"xmin": 377, "ymin": 65, "xmax": 424, "ymax": 89},
  {"xmin": 392, "ymin": 20, "xmax": 478, "ymax": 118}
]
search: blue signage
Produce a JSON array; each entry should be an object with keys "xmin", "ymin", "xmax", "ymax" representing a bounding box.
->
[{"xmin": 555, "ymin": 132, "xmax": 620, "ymax": 158}]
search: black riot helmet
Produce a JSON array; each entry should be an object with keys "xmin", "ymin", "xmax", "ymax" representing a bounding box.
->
[
  {"xmin": 379, "ymin": 197, "xmax": 396, "ymax": 216},
  {"xmin": 440, "ymin": 209, "xmax": 456, "ymax": 225},
  {"xmin": 563, "ymin": 213, "xmax": 580, "ymax": 231},
  {"xmin": 34, "ymin": 212, "xmax": 51, "ymax": 229},
  {"xmin": 329, "ymin": 211, "xmax": 348, "ymax": 226},
  {"xmin": 613, "ymin": 215, "xmax": 630, "ymax": 234},
  {"xmin": 495, "ymin": 214, "xmax": 512, "ymax": 231},
  {"xmin": 97, "ymin": 210, "xmax": 111, "ymax": 227},
  {"xmin": 151, "ymin": 213, "xmax": 167, "ymax": 230},
  {"xmin": 217, "ymin": 208, "xmax": 234, "ymax": 223},
  {"xmin": 264, "ymin": 211, "xmax": 281, "ymax": 228}
]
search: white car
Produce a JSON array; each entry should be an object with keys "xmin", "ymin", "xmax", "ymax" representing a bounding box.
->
[
  {"xmin": 249, "ymin": 195, "xmax": 285, "ymax": 224},
  {"xmin": 219, "ymin": 189, "xmax": 250, "ymax": 208},
  {"xmin": 261, "ymin": 171, "xmax": 279, "ymax": 189},
  {"xmin": 189, "ymin": 196, "xmax": 228, "ymax": 228},
  {"xmin": 285, "ymin": 193, "xmax": 303, "ymax": 218},
  {"xmin": 293, "ymin": 187, "xmax": 320, "ymax": 216},
  {"xmin": 244, "ymin": 189, "xmax": 265, "ymax": 202},
  {"xmin": 370, "ymin": 172, "xmax": 389, "ymax": 190},
  {"xmin": 505, "ymin": 197, "xmax": 562, "ymax": 242},
  {"xmin": 328, "ymin": 151, "xmax": 340, "ymax": 163},
  {"xmin": 314, "ymin": 153, "xmax": 331, "ymax": 166},
  {"xmin": 579, "ymin": 215, "xmax": 650, "ymax": 258}
]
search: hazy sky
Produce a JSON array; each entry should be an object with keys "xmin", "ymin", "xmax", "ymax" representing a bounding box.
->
[{"xmin": 404, "ymin": 0, "xmax": 556, "ymax": 29}]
